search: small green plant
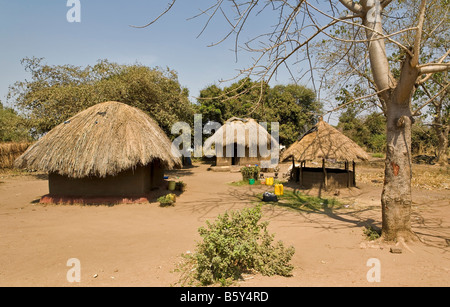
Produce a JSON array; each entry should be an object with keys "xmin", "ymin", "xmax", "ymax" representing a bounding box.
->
[
  {"xmin": 240, "ymin": 165, "xmax": 260, "ymax": 181},
  {"xmin": 180, "ymin": 205, "xmax": 295, "ymax": 286},
  {"xmin": 363, "ymin": 226, "xmax": 381, "ymax": 241},
  {"xmin": 157, "ymin": 193, "xmax": 176, "ymax": 206}
]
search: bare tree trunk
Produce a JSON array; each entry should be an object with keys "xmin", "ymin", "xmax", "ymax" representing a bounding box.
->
[
  {"xmin": 358, "ymin": 0, "xmax": 416, "ymax": 241},
  {"xmin": 381, "ymin": 102, "xmax": 414, "ymax": 241}
]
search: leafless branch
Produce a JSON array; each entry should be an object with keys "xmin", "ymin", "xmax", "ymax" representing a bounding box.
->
[
  {"xmin": 413, "ymin": 82, "xmax": 450, "ymax": 116},
  {"xmin": 419, "ymin": 63, "xmax": 450, "ymax": 75},
  {"xmin": 129, "ymin": 0, "xmax": 177, "ymax": 28},
  {"xmin": 324, "ymin": 87, "xmax": 390, "ymax": 115}
]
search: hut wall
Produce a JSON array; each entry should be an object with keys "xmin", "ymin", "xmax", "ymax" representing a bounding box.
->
[
  {"xmin": 48, "ymin": 162, "xmax": 164, "ymax": 197},
  {"xmin": 215, "ymin": 145, "xmax": 265, "ymax": 166},
  {"xmin": 294, "ymin": 167, "xmax": 355, "ymax": 188},
  {"xmin": 150, "ymin": 159, "xmax": 164, "ymax": 189},
  {"xmin": 216, "ymin": 157, "xmax": 232, "ymax": 166}
]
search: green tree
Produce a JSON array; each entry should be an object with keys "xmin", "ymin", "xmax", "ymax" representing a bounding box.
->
[
  {"xmin": 266, "ymin": 84, "xmax": 320, "ymax": 146},
  {"xmin": 338, "ymin": 109, "xmax": 386, "ymax": 153},
  {"xmin": 198, "ymin": 79, "xmax": 321, "ymax": 146},
  {"xmin": 0, "ymin": 100, "xmax": 30, "ymax": 142},
  {"xmin": 197, "ymin": 84, "xmax": 228, "ymax": 124},
  {"xmin": 8, "ymin": 57, "xmax": 194, "ymax": 138},
  {"xmin": 198, "ymin": 78, "xmax": 270, "ymax": 123}
]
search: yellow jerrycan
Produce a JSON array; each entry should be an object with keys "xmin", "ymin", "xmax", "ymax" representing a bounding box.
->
[
  {"xmin": 266, "ymin": 177, "xmax": 274, "ymax": 186},
  {"xmin": 274, "ymin": 183, "xmax": 284, "ymax": 196}
]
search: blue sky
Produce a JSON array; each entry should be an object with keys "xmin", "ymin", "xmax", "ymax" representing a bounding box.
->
[
  {"xmin": 0, "ymin": 1, "xmax": 337, "ymax": 120},
  {"xmin": 0, "ymin": 1, "xmax": 275, "ymax": 101}
]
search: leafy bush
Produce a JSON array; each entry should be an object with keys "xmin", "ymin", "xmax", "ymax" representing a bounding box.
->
[
  {"xmin": 157, "ymin": 193, "xmax": 176, "ymax": 206},
  {"xmin": 240, "ymin": 165, "xmax": 260, "ymax": 181},
  {"xmin": 193, "ymin": 205, "xmax": 295, "ymax": 286}
]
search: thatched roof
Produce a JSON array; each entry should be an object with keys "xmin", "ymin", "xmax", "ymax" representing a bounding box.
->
[
  {"xmin": 204, "ymin": 117, "xmax": 278, "ymax": 151},
  {"xmin": 281, "ymin": 119, "xmax": 370, "ymax": 162},
  {"xmin": 15, "ymin": 101, "xmax": 181, "ymax": 178}
]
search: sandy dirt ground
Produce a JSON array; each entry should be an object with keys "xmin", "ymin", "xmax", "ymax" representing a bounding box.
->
[{"xmin": 0, "ymin": 162, "xmax": 449, "ymax": 287}]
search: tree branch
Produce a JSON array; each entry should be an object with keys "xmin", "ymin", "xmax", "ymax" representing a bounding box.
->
[
  {"xmin": 412, "ymin": 82, "xmax": 449, "ymax": 116},
  {"xmin": 324, "ymin": 87, "xmax": 389, "ymax": 115},
  {"xmin": 307, "ymin": 2, "xmax": 413, "ymax": 57},
  {"xmin": 419, "ymin": 63, "xmax": 450, "ymax": 75},
  {"xmin": 410, "ymin": 0, "xmax": 427, "ymax": 68},
  {"xmin": 417, "ymin": 48, "xmax": 450, "ymax": 84},
  {"xmin": 359, "ymin": 0, "xmax": 395, "ymax": 97},
  {"xmin": 339, "ymin": 0, "xmax": 363, "ymax": 14},
  {"xmin": 129, "ymin": 0, "xmax": 177, "ymax": 28},
  {"xmin": 381, "ymin": 0, "xmax": 394, "ymax": 8}
]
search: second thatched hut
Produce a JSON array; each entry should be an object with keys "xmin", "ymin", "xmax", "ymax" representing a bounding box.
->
[
  {"xmin": 15, "ymin": 101, "xmax": 181, "ymax": 202},
  {"xmin": 281, "ymin": 119, "xmax": 369, "ymax": 189},
  {"xmin": 204, "ymin": 117, "xmax": 279, "ymax": 169}
]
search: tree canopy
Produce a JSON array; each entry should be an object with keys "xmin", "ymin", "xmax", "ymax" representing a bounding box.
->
[
  {"xmin": 197, "ymin": 78, "xmax": 321, "ymax": 146},
  {"xmin": 8, "ymin": 57, "xmax": 194, "ymax": 138},
  {"xmin": 0, "ymin": 100, "xmax": 30, "ymax": 142}
]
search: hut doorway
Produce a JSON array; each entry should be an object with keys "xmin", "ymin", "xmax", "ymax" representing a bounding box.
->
[{"xmin": 231, "ymin": 143, "xmax": 239, "ymax": 165}]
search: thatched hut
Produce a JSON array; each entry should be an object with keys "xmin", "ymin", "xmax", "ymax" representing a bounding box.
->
[
  {"xmin": 15, "ymin": 101, "xmax": 181, "ymax": 200},
  {"xmin": 281, "ymin": 119, "xmax": 369, "ymax": 189},
  {"xmin": 204, "ymin": 117, "xmax": 278, "ymax": 168}
]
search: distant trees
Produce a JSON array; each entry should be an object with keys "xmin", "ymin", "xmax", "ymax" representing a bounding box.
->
[
  {"xmin": 8, "ymin": 57, "xmax": 194, "ymax": 138},
  {"xmin": 0, "ymin": 100, "xmax": 30, "ymax": 142},
  {"xmin": 413, "ymin": 71, "xmax": 449, "ymax": 165},
  {"xmin": 7, "ymin": 58, "xmax": 320, "ymax": 147},
  {"xmin": 337, "ymin": 107, "xmax": 446, "ymax": 160},
  {"xmin": 338, "ymin": 109, "xmax": 386, "ymax": 154},
  {"xmin": 198, "ymin": 78, "xmax": 321, "ymax": 146}
]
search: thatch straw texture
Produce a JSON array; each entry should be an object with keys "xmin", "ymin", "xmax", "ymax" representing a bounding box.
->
[
  {"xmin": 281, "ymin": 120, "xmax": 370, "ymax": 162},
  {"xmin": 0, "ymin": 142, "xmax": 33, "ymax": 169},
  {"xmin": 15, "ymin": 101, "xmax": 181, "ymax": 178},
  {"xmin": 204, "ymin": 117, "xmax": 278, "ymax": 153}
]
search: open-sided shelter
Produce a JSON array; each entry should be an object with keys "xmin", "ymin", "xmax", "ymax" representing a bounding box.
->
[
  {"xmin": 281, "ymin": 119, "xmax": 370, "ymax": 189},
  {"xmin": 15, "ymin": 101, "xmax": 181, "ymax": 199}
]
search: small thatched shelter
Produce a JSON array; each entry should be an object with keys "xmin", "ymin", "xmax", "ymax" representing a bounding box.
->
[
  {"xmin": 204, "ymin": 117, "xmax": 279, "ymax": 168},
  {"xmin": 15, "ymin": 101, "xmax": 181, "ymax": 200},
  {"xmin": 281, "ymin": 119, "xmax": 370, "ymax": 189}
]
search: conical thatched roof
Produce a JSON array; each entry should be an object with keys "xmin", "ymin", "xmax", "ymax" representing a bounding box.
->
[
  {"xmin": 281, "ymin": 119, "xmax": 370, "ymax": 162},
  {"xmin": 15, "ymin": 101, "xmax": 181, "ymax": 178},
  {"xmin": 204, "ymin": 117, "xmax": 278, "ymax": 151}
]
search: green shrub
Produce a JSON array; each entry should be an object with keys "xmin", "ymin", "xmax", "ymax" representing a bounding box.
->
[
  {"xmin": 363, "ymin": 226, "xmax": 381, "ymax": 241},
  {"xmin": 193, "ymin": 205, "xmax": 295, "ymax": 286},
  {"xmin": 157, "ymin": 193, "xmax": 176, "ymax": 206},
  {"xmin": 240, "ymin": 166, "xmax": 260, "ymax": 181}
]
